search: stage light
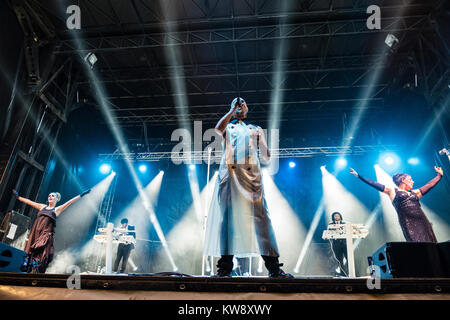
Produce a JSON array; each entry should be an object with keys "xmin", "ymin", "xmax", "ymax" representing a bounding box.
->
[
  {"xmin": 189, "ymin": 164, "xmax": 196, "ymax": 170},
  {"xmin": 379, "ymin": 152, "xmax": 400, "ymax": 171},
  {"xmin": 384, "ymin": 156, "xmax": 394, "ymax": 165},
  {"xmin": 138, "ymin": 164, "xmax": 147, "ymax": 173},
  {"xmin": 99, "ymin": 163, "xmax": 111, "ymax": 174},
  {"xmin": 336, "ymin": 157, "xmax": 348, "ymax": 169},
  {"xmin": 408, "ymin": 157, "xmax": 419, "ymax": 165},
  {"xmin": 385, "ymin": 34, "xmax": 399, "ymax": 48},
  {"xmin": 84, "ymin": 52, "xmax": 98, "ymax": 69},
  {"xmin": 289, "ymin": 161, "xmax": 296, "ymax": 168}
]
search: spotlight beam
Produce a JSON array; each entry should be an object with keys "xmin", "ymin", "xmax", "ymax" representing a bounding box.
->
[
  {"xmin": 294, "ymin": 200, "xmax": 324, "ymax": 273},
  {"xmin": 340, "ymin": 6, "xmax": 407, "ymax": 149},
  {"xmin": 187, "ymin": 167, "xmax": 203, "ymax": 221},
  {"xmin": 374, "ymin": 164, "xmax": 405, "ymax": 241},
  {"xmin": 414, "ymin": 93, "xmax": 450, "ymax": 154},
  {"xmin": 156, "ymin": 172, "xmax": 218, "ymax": 275},
  {"xmin": 61, "ymin": 6, "xmax": 178, "ymax": 271},
  {"xmin": 262, "ymin": 170, "xmax": 307, "ymax": 272},
  {"xmin": 114, "ymin": 171, "xmax": 164, "ymax": 235},
  {"xmin": 268, "ymin": 1, "xmax": 293, "ymax": 172},
  {"xmin": 159, "ymin": 0, "xmax": 191, "ymax": 134}
]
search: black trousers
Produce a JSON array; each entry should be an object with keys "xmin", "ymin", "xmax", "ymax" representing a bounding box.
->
[
  {"xmin": 330, "ymin": 240, "xmax": 348, "ymax": 275},
  {"xmin": 113, "ymin": 243, "xmax": 133, "ymax": 273}
]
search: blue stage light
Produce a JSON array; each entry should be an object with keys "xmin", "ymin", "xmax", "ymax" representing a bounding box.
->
[
  {"xmin": 99, "ymin": 163, "xmax": 111, "ymax": 174},
  {"xmin": 379, "ymin": 152, "xmax": 401, "ymax": 171},
  {"xmin": 138, "ymin": 164, "xmax": 147, "ymax": 173},
  {"xmin": 336, "ymin": 157, "xmax": 347, "ymax": 168},
  {"xmin": 407, "ymin": 157, "xmax": 420, "ymax": 165},
  {"xmin": 384, "ymin": 156, "xmax": 395, "ymax": 165},
  {"xmin": 289, "ymin": 161, "xmax": 296, "ymax": 168}
]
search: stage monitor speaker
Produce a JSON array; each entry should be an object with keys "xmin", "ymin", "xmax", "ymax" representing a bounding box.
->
[
  {"xmin": 0, "ymin": 242, "xmax": 27, "ymax": 272},
  {"xmin": 0, "ymin": 211, "xmax": 31, "ymax": 251},
  {"xmin": 368, "ymin": 242, "xmax": 446, "ymax": 278},
  {"xmin": 437, "ymin": 241, "xmax": 450, "ymax": 277}
]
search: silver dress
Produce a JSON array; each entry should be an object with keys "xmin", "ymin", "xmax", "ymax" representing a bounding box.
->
[{"xmin": 203, "ymin": 119, "xmax": 279, "ymax": 257}]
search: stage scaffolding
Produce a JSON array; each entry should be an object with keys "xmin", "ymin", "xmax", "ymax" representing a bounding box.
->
[{"xmin": 98, "ymin": 145, "xmax": 397, "ymax": 162}]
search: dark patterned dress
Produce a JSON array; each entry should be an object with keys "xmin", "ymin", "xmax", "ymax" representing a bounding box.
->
[
  {"xmin": 392, "ymin": 189, "xmax": 437, "ymax": 243},
  {"xmin": 24, "ymin": 207, "xmax": 56, "ymax": 273}
]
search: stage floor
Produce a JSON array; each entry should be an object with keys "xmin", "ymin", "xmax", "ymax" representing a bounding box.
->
[{"xmin": 1, "ymin": 272, "xmax": 449, "ymax": 300}]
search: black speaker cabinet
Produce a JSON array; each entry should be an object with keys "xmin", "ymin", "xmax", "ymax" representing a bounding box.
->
[
  {"xmin": 0, "ymin": 242, "xmax": 27, "ymax": 272},
  {"xmin": 437, "ymin": 241, "xmax": 450, "ymax": 277},
  {"xmin": 1, "ymin": 211, "xmax": 31, "ymax": 250},
  {"xmin": 368, "ymin": 242, "xmax": 446, "ymax": 278}
]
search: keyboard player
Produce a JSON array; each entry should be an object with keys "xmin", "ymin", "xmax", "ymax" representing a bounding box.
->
[
  {"xmin": 113, "ymin": 218, "xmax": 136, "ymax": 274},
  {"xmin": 328, "ymin": 212, "xmax": 348, "ymax": 277}
]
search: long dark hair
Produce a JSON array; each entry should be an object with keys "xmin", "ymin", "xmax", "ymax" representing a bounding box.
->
[{"xmin": 331, "ymin": 212, "xmax": 343, "ymax": 222}]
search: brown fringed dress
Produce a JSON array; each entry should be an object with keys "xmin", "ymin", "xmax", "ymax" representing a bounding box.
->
[{"xmin": 24, "ymin": 207, "xmax": 56, "ymax": 273}]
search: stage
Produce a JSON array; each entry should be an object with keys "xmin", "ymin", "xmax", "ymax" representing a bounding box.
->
[
  {"xmin": 1, "ymin": 272, "xmax": 449, "ymax": 300},
  {"xmin": 0, "ymin": 2, "xmax": 450, "ymax": 314}
]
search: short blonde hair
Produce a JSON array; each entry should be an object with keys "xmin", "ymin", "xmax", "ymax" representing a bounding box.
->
[{"xmin": 50, "ymin": 192, "xmax": 61, "ymax": 203}]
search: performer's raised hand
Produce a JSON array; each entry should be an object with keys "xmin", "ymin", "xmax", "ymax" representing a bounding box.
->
[
  {"xmin": 229, "ymin": 98, "xmax": 241, "ymax": 113},
  {"xmin": 349, "ymin": 168, "xmax": 359, "ymax": 177},
  {"xmin": 434, "ymin": 166, "xmax": 444, "ymax": 176}
]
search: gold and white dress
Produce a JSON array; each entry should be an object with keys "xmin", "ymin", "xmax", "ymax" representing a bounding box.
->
[{"xmin": 203, "ymin": 119, "xmax": 279, "ymax": 258}]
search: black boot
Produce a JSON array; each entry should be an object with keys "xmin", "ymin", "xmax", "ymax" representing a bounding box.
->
[
  {"xmin": 212, "ymin": 255, "xmax": 233, "ymax": 277},
  {"xmin": 262, "ymin": 255, "xmax": 294, "ymax": 278}
]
